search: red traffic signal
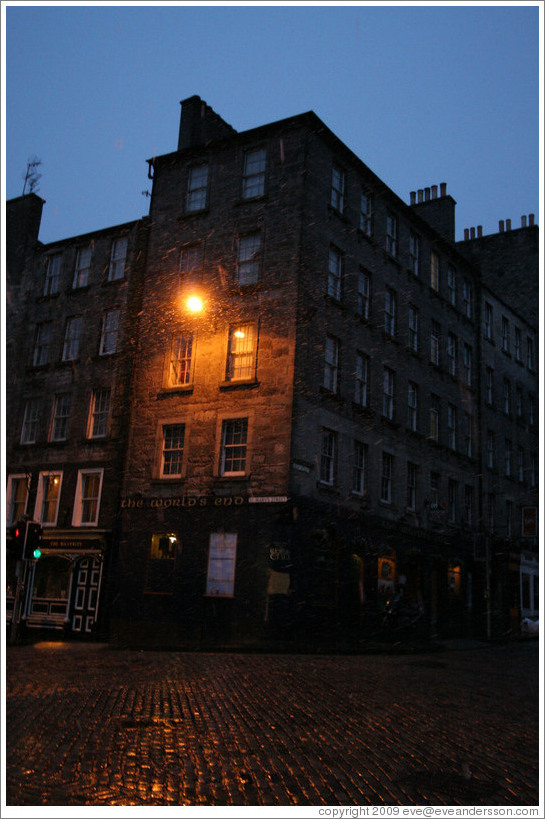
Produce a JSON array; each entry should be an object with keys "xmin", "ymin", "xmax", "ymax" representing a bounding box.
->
[{"xmin": 7, "ymin": 521, "xmax": 26, "ymax": 559}]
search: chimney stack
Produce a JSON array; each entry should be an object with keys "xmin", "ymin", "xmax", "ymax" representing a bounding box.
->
[
  {"xmin": 506, "ymin": 219, "xmax": 511, "ymax": 231},
  {"xmin": 529, "ymin": 213, "xmax": 535, "ymax": 226},
  {"xmin": 431, "ymin": 185, "xmax": 438, "ymax": 199},
  {"xmin": 418, "ymin": 189, "xmax": 424, "ymax": 203},
  {"xmin": 499, "ymin": 220, "xmax": 504, "ymax": 232},
  {"xmin": 410, "ymin": 191, "xmax": 416, "ymax": 205},
  {"xmin": 464, "ymin": 228, "xmax": 469, "ymax": 241},
  {"xmin": 521, "ymin": 215, "xmax": 527, "ymax": 228},
  {"xmin": 477, "ymin": 226, "xmax": 482, "ymax": 238},
  {"xmin": 470, "ymin": 227, "xmax": 475, "ymax": 239},
  {"xmin": 440, "ymin": 182, "xmax": 447, "ymax": 197}
]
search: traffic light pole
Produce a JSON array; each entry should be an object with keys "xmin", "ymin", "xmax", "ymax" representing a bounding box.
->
[{"xmin": 9, "ymin": 559, "xmax": 28, "ymax": 644}]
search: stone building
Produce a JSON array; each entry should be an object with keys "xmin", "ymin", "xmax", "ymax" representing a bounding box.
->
[
  {"xmin": 6, "ymin": 96, "xmax": 538, "ymax": 647},
  {"xmin": 5, "ymin": 195, "xmax": 148, "ymax": 637}
]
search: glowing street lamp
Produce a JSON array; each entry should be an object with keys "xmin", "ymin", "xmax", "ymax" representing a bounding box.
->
[{"xmin": 186, "ymin": 295, "xmax": 203, "ymax": 313}]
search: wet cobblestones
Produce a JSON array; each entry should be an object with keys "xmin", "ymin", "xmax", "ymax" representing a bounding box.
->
[{"xmin": 5, "ymin": 640, "xmax": 540, "ymax": 807}]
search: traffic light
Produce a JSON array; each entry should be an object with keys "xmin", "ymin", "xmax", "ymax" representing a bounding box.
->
[
  {"xmin": 7, "ymin": 521, "xmax": 26, "ymax": 559},
  {"xmin": 23, "ymin": 522, "xmax": 43, "ymax": 561}
]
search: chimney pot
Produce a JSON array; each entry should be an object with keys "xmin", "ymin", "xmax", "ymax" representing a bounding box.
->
[
  {"xmin": 410, "ymin": 191, "xmax": 416, "ymax": 205},
  {"xmin": 521, "ymin": 215, "xmax": 527, "ymax": 228},
  {"xmin": 424, "ymin": 187, "xmax": 431, "ymax": 202},
  {"xmin": 499, "ymin": 220, "xmax": 504, "ymax": 232},
  {"xmin": 506, "ymin": 219, "xmax": 511, "ymax": 231},
  {"xmin": 529, "ymin": 213, "xmax": 535, "ymax": 226},
  {"xmin": 464, "ymin": 228, "xmax": 469, "ymax": 241},
  {"xmin": 477, "ymin": 225, "xmax": 482, "ymax": 237},
  {"xmin": 431, "ymin": 185, "xmax": 438, "ymax": 199},
  {"xmin": 470, "ymin": 227, "xmax": 476, "ymax": 239},
  {"xmin": 440, "ymin": 182, "xmax": 447, "ymax": 197},
  {"xmin": 418, "ymin": 189, "xmax": 424, "ymax": 203}
]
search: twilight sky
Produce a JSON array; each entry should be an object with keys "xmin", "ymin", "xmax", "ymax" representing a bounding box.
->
[{"xmin": 3, "ymin": 1, "xmax": 541, "ymax": 245}]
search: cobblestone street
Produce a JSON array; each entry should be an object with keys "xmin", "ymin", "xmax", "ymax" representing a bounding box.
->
[{"xmin": 4, "ymin": 639, "xmax": 541, "ymax": 808}]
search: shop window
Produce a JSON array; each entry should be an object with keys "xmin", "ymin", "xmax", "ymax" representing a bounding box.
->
[
  {"xmin": 145, "ymin": 533, "xmax": 179, "ymax": 594},
  {"xmin": 448, "ymin": 564, "xmax": 461, "ymax": 595},
  {"xmin": 205, "ymin": 533, "xmax": 237, "ymax": 597}
]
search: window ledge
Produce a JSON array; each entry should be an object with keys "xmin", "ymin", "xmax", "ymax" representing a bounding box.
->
[
  {"xmin": 157, "ymin": 386, "xmax": 194, "ymax": 399},
  {"xmin": 219, "ymin": 380, "xmax": 259, "ymax": 391}
]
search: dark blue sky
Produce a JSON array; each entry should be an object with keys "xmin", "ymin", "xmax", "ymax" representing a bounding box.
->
[{"xmin": 4, "ymin": 2, "xmax": 541, "ymax": 244}]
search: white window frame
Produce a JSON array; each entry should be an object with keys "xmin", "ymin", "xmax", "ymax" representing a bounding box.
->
[
  {"xmin": 72, "ymin": 468, "xmax": 104, "ymax": 527},
  {"xmin": 447, "ymin": 403, "xmax": 457, "ymax": 450},
  {"xmin": 6, "ymin": 474, "xmax": 29, "ymax": 525},
  {"xmin": 186, "ymin": 164, "xmax": 209, "ymax": 212},
  {"xmin": 34, "ymin": 471, "xmax": 63, "ymax": 527},
  {"xmin": 430, "ymin": 321, "xmax": 440, "ymax": 366},
  {"xmin": 168, "ymin": 334, "xmax": 194, "ymax": 387},
  {"xmin": 429, "ymin": 395, "xmax": 439, "ymax": 442},
  {"xmin": 160, "ymin": 423, "xmax": 186, "ymax": 478},
  {"xmin": 21, "ymin": 398, "xmax": 40, "ymax": 444},
  {"xmin": 88, "ymin": 388, "xmax": 111, "ymax": 439},
  {"xmin": 463, "ymin": 343, "xmax": 473, "ymax": 387},
  {"xmin": 319, "ymin": 428, "xmax": 337, "ymax": 486},
  {"xmin": 62, "ymin": 315, "xmax": 82, "ymax": 361},
  {"xmin": 386, "ymin": 213, "xmax": 397, "ymax": 256},
  {"xmin": 73, "ymin": 246, "xmax": 92, "ymax": 289},
  {"xmin": 447, "ymin": 332, "xmax": 457, "ymax": 376},
  {"xmin": 226, "ymin": 323, "xmax": 257, "ymax": 382},
  {"xmin": 50, "ymin": 393, "xmax": 71, "ymax": 442},
  {"xmin": 484, "ymin": 302, "xmax": 494, "ymax": 340},
  {"xmin": 205, "ymin": 533, "xmax": 237, "ymax": 597},
  {"xmin": 242, "ymin": 147, "xmax": 266, "ymax": 199},
  {"xmin": 219, "ymin": 417, "xmax": 249, "ymax": 477},
  {"xmin": 462, "ymin": 279, "xmax": 472, "ymax": 318},
  {"xmin": 447, "ymin": 265, "xmax": 456, "ymax": 306}
]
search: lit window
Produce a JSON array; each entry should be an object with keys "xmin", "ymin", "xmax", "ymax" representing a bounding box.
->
[
  {"xmin": 44, "ymin": 254, "xmax": 62, "ymax": 296},
  {"xmin": 108, "ymin": 237, "xmax": 127, "ymax": 281},
  {"xmin": 35, "ymin": 472, "xmax": 63, "ymax": 526},
  {"xmin": 242, "ymin": 147, "xmax": 266, "ymax": 199},
  {"xmin": 161, "ymin": 424, "xmax": 185, "ymax": 478},
  {"xmin": 33, "ymin": 322, "xmax": 52, "ymax": 366},
  {"xmin": 186, "ymin": 164, "xmax": 209, "ymax": 212},
  {"xmin": 62, "ymin": 316, "xmax": 82, "ymax": 361},
  {"xmin": 73, "ymin": 469, "xmax": 103, "ymax": 526},
  {"xmin": 50, "ymin": 393, "xmax": 71, "ymax": 441},
  {"xmin": 331, "ymin": 165, "xmax": 345, "ymax": 213},
  {"xmin": 99, "ymin": 309, "xmax": 120, "ymax": 355},
  {"xmin": 227, "ymin": 324, "xmax": 256, "ymax": 381},
  {"xmin": 88, "ymin": 388, "xmax": 111, "ymax": 438},
  {"xmin": 220, "ymin": 418, "xmax": 248, "ymax": 476},
  {"xmin": 236, "ymin": 233, "xmax": 261, "ymax": 285},
  {"xmin": 169, "ymin": 335, "xmax": 194, "ymax": 386},
  {"xmin": 73, "ymin": 246, "xmax": 92, "ymax": 288},
  {"xmin": 21, "ymin": 399, "xmax": 40, "ymax": 444}
]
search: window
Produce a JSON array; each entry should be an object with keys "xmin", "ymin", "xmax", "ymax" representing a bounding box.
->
[
  {"xmin": 516, "ymin": 387, "xmax": 523, "ymax": 419},
  {"xmin": 186, "ymin": 164, "xmax": 209, "ymax": 212},
  {"xmin": 430, "ymin": 472, "xmax": 440, "ymax": 507},
  {"xmin": 50, "ymin": 393, "xmax": 71, "ymax": 441},
  {"xmin": 464, "ymin": 485, "xmax": 474, "ymax": 527},
  {"xmin": 430, "ymin": 321, "xmax": 440, "ymax": 366},
  {"xmin": 179, "ymin": 244, "xmax": 203, "ymax": 280},
  {"xmin": 529, "ymin": 453, "xmax": 536, "ymax": 488},
  {"xmin": 503, "ymin": 378, "xmax": 511, "ymax": 415},
  {"xmin": 220, "ymin": 418, "xmax": 248, "ymax": 476},
  {"xmin": 319, "ymin": 429, "xmax": 337, "ymax": 486},
  {"xmin": 448, "ymin": 479, "xmax": 458, "ymax": 523},
  {"xmin": 354, "ymin": 352, "xmax": 369, "ymax": 407},
  {"xmin": 206, "ymin": 533, "xmax": 237, "ymax": 597},
  {"xmin": 227, "ymin": 323, "xmax": 256, "ymax": 381},
  {"xmin": 462, "ymin": 279, "xmax": 472, "ymax": 318},
  {"xmin": 518, "ymin": 448, "xmax": 525, "ymax": 483},
  {"xmin": 487, "ymin": 494, "xmax": 495, "ymax": 532},
  {"xmin": 161, "ymin": 424, "xmax": 185, "ymax": 477},
  {"xmin": 447, "ymin": 266, "xmax": 456, "ymax": 306},
  {"xmin": 514, "ymin": 327, "xmax": 522, "ymax": 361},
  {"xmin": 44, "ymin": 254, "xmax": 62, "ymax": 296},
  {"xmin": 382, "ymin": 367, "xmax": 395, "ymax": 420},
  {"xmin": 99, "ymin": 309, "xmax": 120, "ymax": 355},
  {"xmin": 529, "ymin": 395, "xmax": 535, "ymax": 425},
  {"xmin": 429, "ymin": 394, "xmax": 439, "ymax": 442},
  {"xmin": 33, "ymin": 322, "xmax": 53, "ymax": 366},
  {"xmin": 502, "ymin": 317, "xmax": 510, "ymax": 353},
  {"xmin": 88, "ymin": 388, "xmax": 111, "ymax": 438},
  {"xmin": 504, "ymin": 439, "xmax": 512, "ymax": 478},
  {"xmin": 6, "ymin": 475, "xmax": 29, "ymax": 524},
  {"xmin": 352, "ymin": 440, "xmax": 367, "ymax": 495},
  {"xmin": 386, "ymin": 213, "xmax": 397, "ymax": 256},
  {"xmin": 21, "ymin": 399, "xmax": 40, "ymax": 444},
  {"xmin": 35, "ymin": 472, "xmax": 63, "ymax": 526},
  {"xmin": 527, "ymin": 336, "xmax": 534, "ymax": 369},
  {"xmin": 242, "ymin": 147, "xmax": 266, "ymax": 199},
  {"xmin": 484, "ymin": 302, "xmax": 494, "ymax": 340},
  {"xmin": 409, "ymin": 232, "xmax": 420, "ymax": 276},
  {"xmin": 331, "ymin": 165, "xmax": 345, "ymax": 212},
  {"xmin": 430, "ymin": 251, "xmax": 439, "ymax": 291},
  {"xmin": 72, "ymin": 469, "xmax": 103, "ymax": 526},
  {"xmin": 327, "ymin": 246, "xmax": 343, "ymax": 300},
  {"xmin": 485, "ymin": 367, "xmax": 494, "ymax": 404},
  {"xmin": 506, "ymin": 501, "xmax": 513, "ymax": 539},
  {"xmin": 486, "ymin": 431, "xmax": 495, "ymax": 469},
  {"xmin": 324, "ymin": 336, "xmax": 339, "ymax": 393},
  {"xmin": 108, "ymin": 237, "xmax": 127, "ymax": 281},
  {"xmin": 357, "ymin": 270, "xmax": 370, "ymax": 319},
  {"xmin": 408, "ymin": 306, "xmax": 419, "ymax": 352},
  {"xmin": 465, "ymin": 413, "xmax": 473, "ymax": 458},
  {"xmin": 381, "ymin": 453, "xmax": 393, "ymax": 503},
  {"xmin": 407, "ymin": 462, "xmax": 417, "ymax": 511},
  {"xmin": 447, "ymin": 333, "xmax": 457, "ymax": 376},
  {"xmin": 360, "ymin": 192, "xmax": 373, "ymax": 235},
  {"xmin": 236, "ymin": 233, "xmax": 261, "ymax": 285},
  {"xmin": 463, "ymin": 343, "xmax": 473, "ymax": 387},
  {"xmin": 447, "ymin": 404, "xmax": 456, "ymax": 450},
  {"xmin": 407, "ymin": 382, "xmax": 418, "ymax": 431},
  {"xmin": 62, "ymin": 316, "xmax": 82, "ymax": 361},
  {"xmin": 384, "ymin": 288, "xmax": 396, "ymax": 336},
  {"xmin": 73, "ymin": 246, "xmax": 92, "ymax": 288},
  {"xmin": 169, "ymin": 334, "xmax": 194, "ymax": 387}
]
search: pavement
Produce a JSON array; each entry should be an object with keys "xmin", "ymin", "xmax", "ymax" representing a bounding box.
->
[{"xmin": 4, "ymin": 637, "xmax": 541, "ymax": 809}]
